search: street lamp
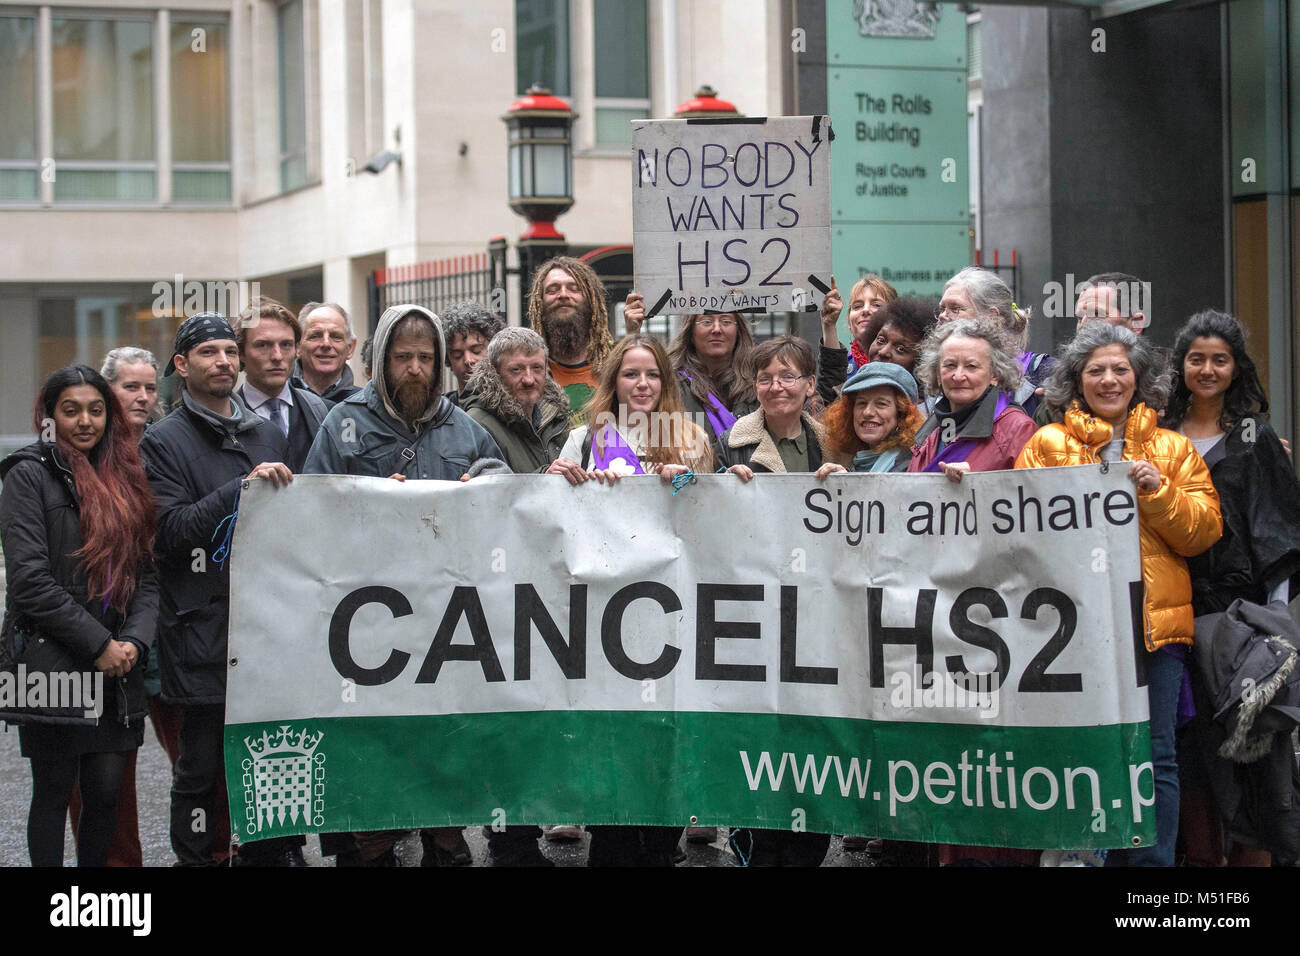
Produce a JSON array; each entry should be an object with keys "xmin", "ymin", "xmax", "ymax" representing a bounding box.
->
[
  {"xmin": 673, "ymin": 84, "xmax": 741, "ymax": 119},
  {"xmin": 503, "ymin": 86, "xmax": 576, "ymax": 289}
]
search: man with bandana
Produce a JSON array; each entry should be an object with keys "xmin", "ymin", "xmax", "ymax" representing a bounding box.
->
[{"xmin": 140, "ymin": 313, "xmax": 304, "ymax": 866}]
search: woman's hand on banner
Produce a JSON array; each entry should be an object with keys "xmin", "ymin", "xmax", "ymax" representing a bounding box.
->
[{"xmin": 940, "ymin": 461, "xmax": 970, "ymax": 483}]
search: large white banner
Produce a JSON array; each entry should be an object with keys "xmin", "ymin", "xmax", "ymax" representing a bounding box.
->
[{"xmin": 225, "ymin": 468, "xmax": 1156, "ymax": 848}]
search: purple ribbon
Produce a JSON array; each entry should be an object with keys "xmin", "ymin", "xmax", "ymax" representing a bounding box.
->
[
  {"xmin": 923, "ymin": 391, "xmax": 1010, "ymax": 473},
  {"xmin": 591, "ymin": 424, "xmax": 645, "ymax": 474},
  {"xmin": 1018, "ymin": 349, "xmax": 1034, "ymax": 376},
  {"xmin": 680, "ymin": 371, "xmax": 737, "ymax": 436}
]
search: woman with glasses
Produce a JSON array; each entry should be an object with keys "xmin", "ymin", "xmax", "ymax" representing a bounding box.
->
[
  {"xmin": 716, "ymin": 336, "xmax": 830, "ymax": 483},
  {"xmin": 937, "ymin": 267, "xmax": 1056, "ymax": 419},
  {"xmin": 864, "ymin": 296, "xmax": 938, "ymax": 378},
  {"xmin": 908, "ymin": 319, "xmax": 1037, "ymax": 481}
]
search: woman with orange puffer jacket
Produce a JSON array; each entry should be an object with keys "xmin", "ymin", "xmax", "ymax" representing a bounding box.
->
[{"xmin": 1016, "ymin": 322, "xmax": 1222, "ymax": 866}]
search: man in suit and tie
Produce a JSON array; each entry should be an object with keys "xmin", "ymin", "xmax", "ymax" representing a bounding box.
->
[{"xmin": 234, "ymin": 298, "xmax": 331, "ymax": 472}]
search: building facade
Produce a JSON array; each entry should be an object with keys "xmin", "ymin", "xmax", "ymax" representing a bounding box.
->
[{"xmin": 2, "ymin": 0, "xmax": 1297, "ymax": 455}]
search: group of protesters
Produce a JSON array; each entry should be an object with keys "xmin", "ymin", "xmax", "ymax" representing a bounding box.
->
[{"xmin": 2, "ymin": 250, "xmax": 1298, "ymax": 868}]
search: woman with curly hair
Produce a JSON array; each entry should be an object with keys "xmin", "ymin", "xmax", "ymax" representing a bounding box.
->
[
  {"xmin": 816, "ymin": 362, "xmax": 923, "ymax": 475},
  {"xmin": 908, "ymin": 318, "xmax": 1037, "ymax": 480},
  {"xmin": 1017, "ymin": 322, "xmax": 1222, "ymax": 866},
  {"xmin": 938, "ymin": 267, "xmax": 1056, "ymax": 418},
  {"xmin": 0, "ymin": 365, "xmax": 158, "ymax": 867}
]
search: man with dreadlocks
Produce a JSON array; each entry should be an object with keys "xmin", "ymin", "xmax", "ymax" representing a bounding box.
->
[{"xmin": 526, "ymin": 257, "xmax": 613, "ymax": 416}]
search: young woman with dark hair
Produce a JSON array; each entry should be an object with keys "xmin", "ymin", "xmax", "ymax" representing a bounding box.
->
[
  {"xmin": 0, "ymin": 365, "xmax": 158, "ymax": 866},
  {"xmin": 666, "ymin": 313, "xmax": 759, "ymax": 444},
  {"xmin": 1161, "ymin": 310, "xmax": 1300, "ymax": 866}
]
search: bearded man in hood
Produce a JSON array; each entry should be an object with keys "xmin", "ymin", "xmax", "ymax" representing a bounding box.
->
[{"xmin": 304, "ymin": 305, "xmax": 506, "ymax": 480}]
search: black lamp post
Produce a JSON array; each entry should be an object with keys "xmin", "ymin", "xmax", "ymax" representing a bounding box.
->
[{"xmin": 503, "ymin": 86, "xmax": 576, "ymax": 294}]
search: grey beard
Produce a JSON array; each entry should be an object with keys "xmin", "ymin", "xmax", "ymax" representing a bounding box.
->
[{"xmin": 542, "ymin": 308, "xmax": 591, "ymax": 360}]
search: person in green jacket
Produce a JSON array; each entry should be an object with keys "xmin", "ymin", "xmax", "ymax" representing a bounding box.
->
[{"xmin": 461, "ymin": 327, "xmax": 572, "ymax": 475}]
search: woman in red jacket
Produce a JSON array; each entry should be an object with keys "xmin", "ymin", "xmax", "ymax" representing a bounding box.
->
[{"xmin": 907, "ymin": 318, "xmax": 1037, "ymax": 480}]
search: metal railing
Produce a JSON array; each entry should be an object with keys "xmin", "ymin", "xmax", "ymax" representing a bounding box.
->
[{"xmin": 367, "ymin": 253, "xmax": 498, "ymax": 330}]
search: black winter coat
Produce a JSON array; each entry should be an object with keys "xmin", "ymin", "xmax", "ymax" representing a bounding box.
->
[
  {"xmin": 1187, "ymin": 418, "xmax": 1300, "ymax": 614},
  {"xmin": 139, "ymin": 400, "xmax": 288, "ymax": 705},
  {"xmin": 0, "ymin": 443, "xmax": 158, "ymax": 726},
  {"xmin": 1190, "ymin": 600, "xmax": 1300, "ymax": 864}
]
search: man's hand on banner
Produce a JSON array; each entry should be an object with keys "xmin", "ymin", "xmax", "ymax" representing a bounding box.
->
[
  {"xmin": 247, "ymin": 461, "xmax": 293, "ymax": 488},
  {"xmin": 546, "ymin": 457, "xmax": 589, "ymax": 485}
]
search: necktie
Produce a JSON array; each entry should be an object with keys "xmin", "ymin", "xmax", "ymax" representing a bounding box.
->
[{"xmin": 267, "ymin": 398, "xmax": 288, "ymax": 436}]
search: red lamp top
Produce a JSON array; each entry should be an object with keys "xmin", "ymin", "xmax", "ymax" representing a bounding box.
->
[
  {"xmin": 505, "ymin": 86, "xmax": 575, "ymax": 118},
  {"xmin": 674, "ymin": 85, "xmax": 740, "ymax": 118}
]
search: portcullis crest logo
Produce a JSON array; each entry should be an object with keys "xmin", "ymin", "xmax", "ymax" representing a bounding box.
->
[{"xmin": 241, "ymin": 725, "xmax": 325, "ymax": 834}]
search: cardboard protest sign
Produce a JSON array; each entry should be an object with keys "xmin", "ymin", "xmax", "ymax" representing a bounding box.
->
[{"xmin": 632, "ymin": 116, "xmax": 833, "ymax": 317}]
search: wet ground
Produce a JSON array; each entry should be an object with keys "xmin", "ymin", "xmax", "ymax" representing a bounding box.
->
[{"xmin": 0, "ymin": 722, "xmax": 874, "ymax": 867}]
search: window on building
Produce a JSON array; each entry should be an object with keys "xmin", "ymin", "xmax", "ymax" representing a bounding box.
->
[
  {"xmin": 171, "ymin": 20, "xmax": 231, "ymax": 202},
  {"xmin": 278, "ymin": 0, "xmax": 308, "ymax": 192},
  {"xmin": 516, "ymin": 0, "xmax": 570, "ymax": 96},
  {"xmin": 0, "ymin": 15, "xmax": 38, "ymax": 201},
  {"xmin": 966, "ymin": 10, "xmax": 982, "ymax": 85},
  {"xmin": 593, "ymin": 0, "xmax": 649, "ymax": 148},
  {"xmin": 51, "ymin": 16, "xmax": 156, "ymax": 201},
  {"xmin": 38, "ymin": 291, "xmax": 179, "ymax": 386}
]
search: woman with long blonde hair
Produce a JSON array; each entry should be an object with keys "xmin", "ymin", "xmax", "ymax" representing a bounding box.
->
[{"xmin": 549, "ymin": 334, "xmax": 713, "ymax": 485}]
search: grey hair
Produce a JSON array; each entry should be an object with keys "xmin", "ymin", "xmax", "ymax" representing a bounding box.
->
[
  {"xmin": 914, "ymin": 318, "xmax": 1024, "ymax": 399},
  {"xmin": 299, "ymin": 301, "xmax": 355, "ymax": 341},
  {"xmin": 100, "ymin": 346, "xmax": 157, "ymax": 382},
  {"xmin": 944, "ymin": 266, "xmax": 1031, "ymax": 346},
  {"xmin": 1043, "ymin": 322, "xmax": 1170, "ymax": 415},
  {"xmin": 487, "ymin": 326, "xmax": 547, "ymax": 368},
  {"xmin": 441, "ymin": 300, "xmax": 505, "ymax": 365}
]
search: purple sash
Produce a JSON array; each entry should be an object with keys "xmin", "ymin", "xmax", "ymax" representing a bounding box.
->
[
  {"xmin": 680, "ymin": 371, "xmax": 737, "ymax": 436},
  {"xmin": 1018, "ymin": 350, "xmax": 1034, "ymax": 376},
  {"xmin": 923, "ymin": 391, "xmax": 1010, "ymax": 473},
  {"xmin": 591, "ymin": 424, "xmax": 645, "ymax": 474}
]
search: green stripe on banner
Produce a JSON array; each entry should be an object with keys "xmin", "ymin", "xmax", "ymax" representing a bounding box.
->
[{"xmin": 226, "ymin": 712, "xmax": 1156, "ymax": 849}]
